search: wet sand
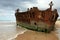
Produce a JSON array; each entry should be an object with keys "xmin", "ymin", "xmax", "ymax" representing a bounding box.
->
[{"xmin": 15, "ymin": 21, "xmax": 60, "ymax": 40}]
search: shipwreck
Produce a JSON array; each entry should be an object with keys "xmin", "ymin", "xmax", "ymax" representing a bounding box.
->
[{"xmin": 15, "ymin": 1, "xmax": 59, "ymax": 33}]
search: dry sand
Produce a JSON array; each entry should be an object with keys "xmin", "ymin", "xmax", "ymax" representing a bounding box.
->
[
  {"xmin": 55, "ymin": 21, "xmax": 60, "ymax": 28},
  {"xmin": 14, "ymin": 21, "xmax": 60, "ymax": 40}
]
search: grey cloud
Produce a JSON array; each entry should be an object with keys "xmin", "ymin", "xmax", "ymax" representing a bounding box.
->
[
  {"xmin": 0, "ymin": 0, "xmax": 37, "ymax": 11},
  {"xmin": 0, "ymin": 0, "xmax": 60, "ymax": 21}
]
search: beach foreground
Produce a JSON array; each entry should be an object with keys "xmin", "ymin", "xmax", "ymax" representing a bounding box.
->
[
  {"xmin": 15, "ymin": 30, "xmax": 58, "ymax": 40},
  {"xmin": 0, "ymin": 21, "xmax": 60, "ymax": 40},
  {"xmin": 14, "ymin": 21, "xmax": 60, "ymax": 40}
]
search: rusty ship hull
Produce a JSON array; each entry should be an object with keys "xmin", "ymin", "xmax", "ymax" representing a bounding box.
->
[{"xmin": 15, "ymin": 1, "xmax": 59, "ymax": 33}]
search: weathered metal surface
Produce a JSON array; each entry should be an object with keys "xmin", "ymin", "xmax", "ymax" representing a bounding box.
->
[{"xmin": 15, "ymin": 1, "xmax": 59, "ymax": 33}]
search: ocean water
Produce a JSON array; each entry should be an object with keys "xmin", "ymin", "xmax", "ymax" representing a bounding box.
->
[
  {"xmin": 0, "ymin": 21, "xmax": 60, "ymax": 40},
  {"xmin": 0, "ymin": 21, "xmax": 27, "ymax": 40}
]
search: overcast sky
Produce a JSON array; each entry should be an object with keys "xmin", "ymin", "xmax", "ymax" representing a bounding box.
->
[{"xmin": 0, "ymin": 0, "xmax": 60, "ymax": 21}]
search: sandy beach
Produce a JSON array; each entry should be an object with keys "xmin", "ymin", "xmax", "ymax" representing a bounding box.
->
[
  {"xmin": 14, "ymin": 21, "xmax": 60, "ymax": 40},
  {"xmin": 0, "ymin": 21, "xmax": 60, "ymax": 40},
  {"xmin": 15, "ymin": 30, "xmax": 58, "ymax": 40}
]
